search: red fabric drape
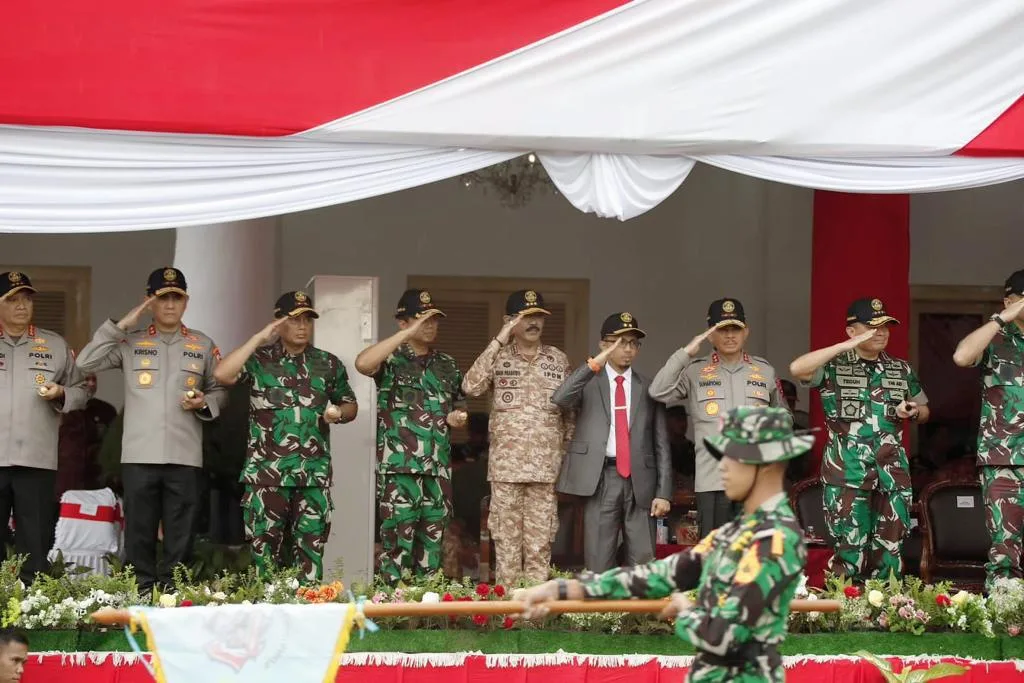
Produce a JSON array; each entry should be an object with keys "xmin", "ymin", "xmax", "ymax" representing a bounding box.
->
[
  {"xmin": 808, "ymin": 192, "xmax": 911, "ymax": 473},
  {"xmin": 23, "ymin": 655, "xmax": 1020, "ymax": 683}
]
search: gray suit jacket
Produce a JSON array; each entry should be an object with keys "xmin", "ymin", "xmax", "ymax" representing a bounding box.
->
[{"xmin": 551, "ymin": 363, "xmax": 672, "ymax": 506}]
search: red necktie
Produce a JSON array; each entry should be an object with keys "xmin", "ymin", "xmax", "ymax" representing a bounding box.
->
[{"xmin": 614, "ymin": 375, "xmax": 631, "ymax": 478}]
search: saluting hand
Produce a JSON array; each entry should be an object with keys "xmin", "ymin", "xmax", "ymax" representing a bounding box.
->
[
  {"xmin": 683, "ymin": 329, "xmax": 714, "ymax": 357},
  {"xmin": 37, "ymin": 383, "xmax": 64, "ymax": 401},
  {"xmin": 117, "ymin": 296, "xmax": 155, "ymax": 331},
  {"xmin": 841, "ymin": 328, "xmax": 878, "ymax": 351},
  {"xmin": 496, "ymin": 313, "xmax": 525, "ymax": 346},
  {"xmin": 591, "ymin": 337, "xmax": 622, "ymax": 369},
  {"xmin": 181, "ymin": 389, "xmax": 207, "ymax": 412},
  {"xmin": 999, "ymin": 298, "xmax": 1024, "ymax": 324},
  {"xmin": 402, "ymin": 309, "xmax": 442, "ymax": 339},
  {"xmin": 256, "ymin": 317, "xmax": 288, "ymax": 345}
]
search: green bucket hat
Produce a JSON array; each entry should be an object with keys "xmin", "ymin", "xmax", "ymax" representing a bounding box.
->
[{"xmin": 704, "ymin": 406, "xmax": 814, "ymax": 465}]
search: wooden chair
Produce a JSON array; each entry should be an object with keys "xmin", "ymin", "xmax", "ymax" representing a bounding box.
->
[
  {"xmin": 788, "ymin": 477, "xmax": 835, "ymax": 545},
  {"xmin": 919, "ymin": 476, "xmax": 988, "ymax": 590}
]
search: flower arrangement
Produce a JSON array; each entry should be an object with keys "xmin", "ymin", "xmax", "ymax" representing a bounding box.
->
[{"xmin": 3, "ymin": 553, "xmax": 1024, "ymax": 638}]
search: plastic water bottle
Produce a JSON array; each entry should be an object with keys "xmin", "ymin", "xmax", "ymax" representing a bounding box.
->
[{"xmin": 656, "ymin": 518, "xmax": 668, "ymax": 545}]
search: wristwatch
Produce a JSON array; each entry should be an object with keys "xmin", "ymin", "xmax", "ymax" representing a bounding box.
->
[{"xmin": 991, "ymin": 313, "xmax": 1008, "ymax": 329}]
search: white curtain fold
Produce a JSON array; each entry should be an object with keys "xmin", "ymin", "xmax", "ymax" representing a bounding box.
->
[
  {"xmin": 2, "ymin": 125, "xmax": 1024, "ymax": 231},
  {"xmin": 539, "ymin": 153, "xmax": 695, "ymax": 220}
]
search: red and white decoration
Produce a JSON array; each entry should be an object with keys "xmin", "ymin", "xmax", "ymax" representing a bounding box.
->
[
  {"xmin": 1, "ymin": 0, "xmax": 1023, "ymax": 230},
  {"xmin": 47, "ymin": 489, "xmax": 124, "ymax": 577},
  {"xmin": 23, "ymin": 652, "xmax": 1024, "ymax": 683}
]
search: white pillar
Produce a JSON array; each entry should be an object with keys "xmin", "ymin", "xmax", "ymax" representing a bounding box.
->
[{"xmin": 173, "ymin": 218, "xmax": 281, "ymax": 349}]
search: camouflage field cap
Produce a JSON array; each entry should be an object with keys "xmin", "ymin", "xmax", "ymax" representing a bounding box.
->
[{"xmin": 704, "ymin": 406, "xmax": 814, "ymax": 465}]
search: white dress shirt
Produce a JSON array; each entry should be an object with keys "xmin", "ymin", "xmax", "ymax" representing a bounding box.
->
[{"xmin": 605, "ymin": 364, "xmax": 632, "ymax": 457}]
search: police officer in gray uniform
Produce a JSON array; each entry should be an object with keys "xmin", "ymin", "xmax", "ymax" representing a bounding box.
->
[
  {"xmin": 649, "ymin": 298, "xmax": 788, "ymax": 536},
  {"xmin": 0, "ymin": 271, "xmax": 91, "ymax": 583},
  {"xmin": 77, "ymin": 267, "xmax": 225, "ymax": 591}
]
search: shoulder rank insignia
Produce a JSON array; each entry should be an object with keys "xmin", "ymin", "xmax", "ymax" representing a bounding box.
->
[{"xmin": 771, "ymin": 529, "xmax": 785, "ymax": 556}]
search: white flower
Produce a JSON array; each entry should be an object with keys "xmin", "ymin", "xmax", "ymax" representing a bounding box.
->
[
  {"xmin": 158, "ymin": 594, "xmax": 177, "ymax": 608},
  {"xmin": 951, "ymin": 591, "xmax": 971, "ymax": 607},
  {"xmin": 808, "ymin": 610, "xmax": 820, "ymax": 620},
  {"xmin": 794, "ymin": 574, "xmax": 809, "ymax": 598},
  {"xmin": 287, "ymin": 578, "xmax": 300, "ymax": 590},
  {"xmin": 421, "ymin": 592, "xmax": 440, "ymax": 604},
  {"xmin": 211, "ymin": 591, "xmax": 227, "ymax": 601},
  {"xmin": 868, "ymin": 590, "xmax": 884, "ymax": 608}
]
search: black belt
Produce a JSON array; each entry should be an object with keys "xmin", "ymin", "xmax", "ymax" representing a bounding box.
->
[
  {"xmin": 604, "ymin": 458, "xmax": 619, "ymax": 468},
  {"xmin": 697, "ymin": 643, "xmax": 780, "ymax": 668}
]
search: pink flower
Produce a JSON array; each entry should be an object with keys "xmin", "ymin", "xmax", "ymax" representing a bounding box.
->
[
  {"xmin": 898, "ymin": 605, "xmax": 913, "ymax": 620},
  {"xmin": 392, "ymin": 589, "xmax": 405, "ymax": 601},
  {"xmin": 889, "ymin": 596, "xmax": 901, "ymax": 607},
  {"xmin": 878, "ymin": 613, "xmax": 889, "ymax": 628},
  {"xmin": 371, "ymin": 591, "xmax": 386, "ymax": 604},
  {"xmin": 1009, "ymin": 625, "xmax": 1021, "ymax": 637},
  {"xmin": 915, "ymin": 610, "xmax": 927, "ymax": 621}
]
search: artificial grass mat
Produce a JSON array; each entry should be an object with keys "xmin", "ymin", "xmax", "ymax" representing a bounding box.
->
[{"xmin": 24, "ymin": 629, "xmax": 1018, "ymax": 659}]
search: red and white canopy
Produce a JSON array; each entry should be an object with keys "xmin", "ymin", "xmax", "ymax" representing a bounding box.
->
[{"xmin": 2, "ymin": 0, "xmax": 1023, "ymax": 231}]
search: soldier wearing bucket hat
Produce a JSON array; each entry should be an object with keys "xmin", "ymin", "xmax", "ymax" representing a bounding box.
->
[
  {"xmin": 515, "ymin": 407, "xmax": 809, "ymax": 683},
  {"xmin": 213, "ymin": 289, "xmax": 357, "ymax": 583},
  {"xmin": 790, "ymin": 296, "xmax": 929, "ymax": 583},
  {"xmin": 355, "ymin": 289, "xmax": 466, "ymax": 583},
  {"xmin": 953, "ymin": 268, "xmax": 1024, "ymax": 588},
  {"xmin": 650, "ymin": 297, "xmax": 788, "ymax": 537}
]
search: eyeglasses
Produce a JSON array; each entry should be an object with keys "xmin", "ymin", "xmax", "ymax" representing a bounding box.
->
[{"xmin": 603, "ymin": 337, "xmax": 642, "ymax": 350}]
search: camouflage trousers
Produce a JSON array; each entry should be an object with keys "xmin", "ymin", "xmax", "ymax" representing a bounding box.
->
[
  {"xmin": 489, "ymin": 482, "xmax": 557, "ymax": 585},
  {"xmin": 377, "ymin": 473, "xmax": 451, "ymax": 584},
  {"xmin": 981, "ymin": 466, "xmax": 1024, "ymax": 587},
  {"xmin": 823, "ymin": 484, "xmax": 911, "ymax": 582},
  {"xmin": 687, "ymin": 655, "xmax": 782, "ymax": 683},
  {"xmin": 242, "ymin": 485, "xmax": 332, "ymax": 584}
]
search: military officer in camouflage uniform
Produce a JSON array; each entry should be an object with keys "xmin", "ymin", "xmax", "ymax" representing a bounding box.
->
[
  {"xmin": 213, "ymin": 290, "xmax": 358, "ymax": 583},
  {"xmin": 77, "ymin": 267, "xmax": 226, "ymax": 591},
  {"xmin": 790, "ymin": 297, "xmax": 929, "ymax": 582},
  {"xmin": 462, "ymin": 290, "xmax": 574, "ymax": 584},
  {"xmin": 953, "ymin": 269, "xmax": 1024, "ymax": 587},
  {"xmin": 650, "ymin": 298, "xmax": 788, "ymax": 537},
  {"xmin": 355, "ymin": 289, "xmax": 467, "ymax": 584},
  {"xmin": 0, "ymin": 272, "xmax": 91, "ymax": 583},
  {"xmin": 516, "ymin": 406, "xmax": 810, "ymax": 683}
]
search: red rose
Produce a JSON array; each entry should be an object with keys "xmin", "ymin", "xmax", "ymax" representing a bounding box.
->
[
  {"xmin": 936, "ymin": 595, "xmax": 952, "ymax": 607},
  {"xmin": 844, "ymin": 586, "xmax": 861, "ymax": 599},
  {"xmin": 442, "ymin": 593, "xmax": 455, "ymax": 602},
  {"xmin": 457, "ymin": 596, "xmax": 473, "ymax": 602},
  {"xmin": 472, "ymin": 614, "xmax": 488, "ymax": 626},
  {"xmin": 180, "ymin": 599, "xmax": 193, "ymax": 607},
  {"xmin": 476, "ymin": 583, "xmax": 491, "ymax": 597},
  {"xmin": 493, "ymin": 585, "xmax": 506, "ymax": 598},
  {"xmin": 502, "ymin": 617, "xmax": 515, "ymax": 630}
]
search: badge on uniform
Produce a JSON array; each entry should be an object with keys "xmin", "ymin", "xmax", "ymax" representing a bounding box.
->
[
  {"xmin": 138, "ymin": 372, "xmax": 153, "ymax": 387},
  {"xmin": 186, "ymin": 376, "xmax": 197, "ymax": 387},
  {"xmin": 705, "ymin": 401, "xmax": 720, "ymax": 416},
  {"xmin": 706, "ymin": 389, "xmax": 716, "ymax": 397},
  {"xmin": 141, "ymin": 358, "xmax": 152, "ymax": 367},
  {"xmin": 34, "ymin": 373, "xmax": 45, "ymax": 385}
]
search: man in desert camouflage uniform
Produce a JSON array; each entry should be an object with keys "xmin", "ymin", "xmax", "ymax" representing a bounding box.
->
[
  {"xmin": 953, "ymin": 269, "xmax": 1024, "ymax": 588},
  {"xmin": 462, "ymin": 290, "xmax": 574, "ymax": 584},
  {"xmin": 516, "ymin": 406, "xmax": 810, "ymax": 683},
  {"xmin": 214, "ymin": 291, "xmax": 357, "ymax": 583},
  {"xmin": 355, "ymin": 289, "xmax": 467, "ymax": 584},
  {"xmin": 650, "ymin": 298, "xmax": 789, "ymax": 537},
  {"xmin": 791, "ymin": 298, "xmax": 929, "ymax": 582}
]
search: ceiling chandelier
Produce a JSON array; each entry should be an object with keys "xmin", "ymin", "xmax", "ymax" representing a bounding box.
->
[{"xmin": 459, "ymin": 154, "xmax": 558, "ymax": 208}]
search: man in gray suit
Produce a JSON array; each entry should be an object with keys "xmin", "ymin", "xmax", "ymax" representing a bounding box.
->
[{"xmin": 552, "ymin": 312, "xmax": 672, "ymax": 572}]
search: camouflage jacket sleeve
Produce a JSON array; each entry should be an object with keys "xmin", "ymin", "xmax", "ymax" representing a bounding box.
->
[
  {"xmin": 239, "ymin": 353, "xmax": 259, "ymax": 384},
  {"xmin": 675, "ymin": 529, "xmax": 802, "ymax": 656},
  {"xmin": 804, "ymin": 360, "xmax": 832, "ymax": 390},
  {"xmin": 462, "ymin": 342, "xmax": 499, "ymax": 397},
  {"xmin": 577, "ymin": 549, "xmax": 703, "ymax": 599},
  {"xmin": 452, "ymin": 366, "xmax": 467, "ymax": 411},
  {"xmin": 330, "ymin": 358, "xmax": 357, "ymax": 404},
  {"xmin": 906, "ymin": 364, "xmax": 927, "ymax": 404}
]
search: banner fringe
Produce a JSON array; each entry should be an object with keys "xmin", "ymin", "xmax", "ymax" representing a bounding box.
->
[{"xmin": 27, "ymin": 651, "xmax": 1012, "ymax": 669}]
